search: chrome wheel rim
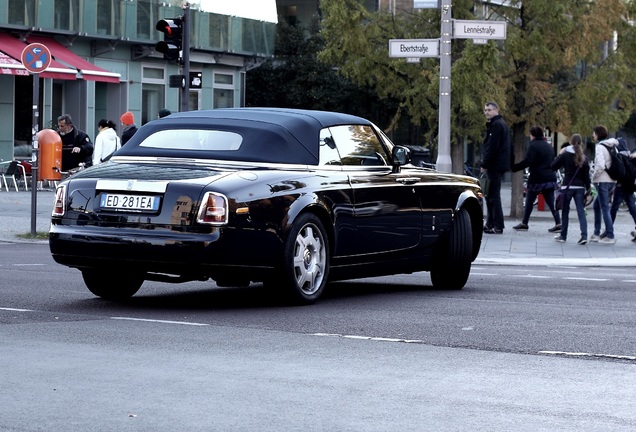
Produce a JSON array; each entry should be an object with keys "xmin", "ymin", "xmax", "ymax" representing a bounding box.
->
[{"xmin": 292, "ymin": 223, "xmax": 326, "ymax": 296}]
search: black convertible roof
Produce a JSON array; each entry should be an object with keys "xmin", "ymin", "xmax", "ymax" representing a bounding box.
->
[{"xmin": 115, "ymin": 108, "xmax": 374, "ymax": 165}]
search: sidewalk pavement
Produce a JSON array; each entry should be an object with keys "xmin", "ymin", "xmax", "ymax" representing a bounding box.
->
[{"xmin": 1, "ymin": 184, "xmax": 636, "ymax": 266}]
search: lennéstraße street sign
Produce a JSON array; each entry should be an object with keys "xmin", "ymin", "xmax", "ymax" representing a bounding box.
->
[
  {"xmin": 453, "ymin": 20, "xmax": 507, "ymax": 40},
  {"xmin": 413, "ymin": 0, "xmax": 440, "ymax": 8},
  {"xmin": 388, "ymin": 39, "xmax": 439, "ymax": 58}
]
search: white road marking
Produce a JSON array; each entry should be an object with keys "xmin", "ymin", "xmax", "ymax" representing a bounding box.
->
[
  {"xmin": 518, "ymin": 275, "xmax": 551, "ymax": 279},
  {"xmin": 563, "ymin": 277, "xmax": 609, "ymax": 281},
  {"xmin": 0, "ymin": 307, "xmax": 33, "ymax": 312},
  {"xmin": 13, "ymin": 264, "xmax": 46, "ymax": 267},
  {"xmin": 313, "ymin": 333, "xmax": 424, "ymax": 344},
  {"xmin": 111, "ymin": 317, "xmax": 208, "ymax": 326},
  {"xmin": 539, "ymin": 351, "xmax": 636, "ymax": 361}
]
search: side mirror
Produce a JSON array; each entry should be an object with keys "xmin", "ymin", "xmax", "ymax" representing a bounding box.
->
[{"xmin": 392, "ymin": 146, "xmax": 411, "ymax": 172}]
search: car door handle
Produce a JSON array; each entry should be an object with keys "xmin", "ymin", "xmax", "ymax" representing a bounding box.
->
[{"xmin": 396, "ymin": 177, "xmax": 419, "ymax": 185}]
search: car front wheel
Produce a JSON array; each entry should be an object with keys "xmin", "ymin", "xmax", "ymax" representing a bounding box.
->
[
  {"xmin": 272, "ymin": 213, "xmax": 330, "ymax": 305},
  {"xmin": 430, "ymin": 208, "xmax": 473, "ymax": 290},
  {"xmin": 82, "ymin": 269, "xmax": 144, "ymax": 300}
]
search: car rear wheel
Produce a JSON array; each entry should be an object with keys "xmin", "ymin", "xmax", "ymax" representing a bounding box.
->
[
  {"xmin": 271, "ymin": 213, "xmax": 329, "ymax": 305},
  {"xmin": 430, "ymin": 208, "xmax": 473, "ymax": 290},
  {"xmin": 82, "ymin": 269, "xmax": 144, "ymax": 300}
]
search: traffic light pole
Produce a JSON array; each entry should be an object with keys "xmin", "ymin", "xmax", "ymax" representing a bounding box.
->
[{"xmin": 180, "ymin": 4, "xmax": 190, "ymax": 113}]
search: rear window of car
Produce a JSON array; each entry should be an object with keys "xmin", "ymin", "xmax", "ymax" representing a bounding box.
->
[{"xmin": 138, "ymin": 129, "xmax": 243, "ymax": 151}]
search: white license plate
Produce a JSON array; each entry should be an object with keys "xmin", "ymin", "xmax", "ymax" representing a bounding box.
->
[{"xmin": 100, "ymin": 193, "xmax": 160, "ymax": 212}]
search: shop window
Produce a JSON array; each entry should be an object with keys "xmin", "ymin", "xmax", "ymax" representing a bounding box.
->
[
  {"xmin": 213, "ymin": 89, "xmax": 234, "ymax": 108},
  {"xmin": 142, "ymin": 65, "xmax": 166, "ymax": 123},
  {"xmin": 54, "ymin": 0, "xmax": 80, "ymax": 32},
  {"xmin": 96, "ymin": 0, "xmax": 120, "ymax": 36},
  {"xmin": 136, "ymin": 0, "xmax": 159, "ymax": 40},
  {"xmin": 214, "ymin": 74, "xmax": 233, "ymax": 85},
  {"xmin": 213, "ymin": 72, "xmax": 234, "ymax": 108},
  {"xmin": 8, "ymin": 0, "xmax": 37, "ymax": 27}
]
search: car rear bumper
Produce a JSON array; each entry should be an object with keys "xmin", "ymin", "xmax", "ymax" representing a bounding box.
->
[{"xmin": 49, "ymin": 224, "xmax": 282, "ymax": 278}]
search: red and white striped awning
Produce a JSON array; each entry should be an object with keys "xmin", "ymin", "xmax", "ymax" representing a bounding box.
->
[{"xmin": 0, "ymin": 51, "xmax": 31, "ymax": 76}]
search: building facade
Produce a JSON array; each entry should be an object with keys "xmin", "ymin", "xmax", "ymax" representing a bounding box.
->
[{"xmin": 0, "ymin": 0, "xmax": 275, "ymax": 161}]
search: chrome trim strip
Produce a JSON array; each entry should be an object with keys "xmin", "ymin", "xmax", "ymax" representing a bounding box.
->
[
  {"xmin": 109, "ymin": 156, "xmax": 345, "ymax": 172},
  {"xmin": 96, "ymin": 179, "xmax": 169, "ymax": 192}
]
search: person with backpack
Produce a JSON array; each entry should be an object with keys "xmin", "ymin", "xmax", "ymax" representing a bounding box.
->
[
  {"xmin": 590, "ymin": 125, "xmax": 619, "ymax": 244},
  {"xmin": 602, "ymin": 137, "xmax": 636, "ymax": 242}
]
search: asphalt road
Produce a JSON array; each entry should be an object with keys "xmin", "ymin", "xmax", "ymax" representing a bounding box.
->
[{"xmin": 1, "ymin": 244, "xmax": 635, "ymax": 431}]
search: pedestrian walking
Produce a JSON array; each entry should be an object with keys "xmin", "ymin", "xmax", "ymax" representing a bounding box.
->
[
  {"xmin": 590, "ymin": 125, "xmax": 619, "ymax": 244},
  {"xmin": 480, "ymin": 101, "xmax": 511, "ymax": 234},
  {"xmin": 602, "ymin": 137, "xmax": 636, "ymax": 242},
  {"xmin": 57, "ymin": 114, "xmax": 93, "ymax": 172},
  {"xmin": 92, "ymin": 119, "xmax": 120, "ymax": 165},
  {"xmin": 120, "ymin": 111, "xmax": 138, "ymax": 146},
  {"xmin": 511, "ymin": 126, "xmax": 561, "ymax": 233},
  {"xmin": 551, "ymin": 134, "xmax": 591, "ymax": 244}
]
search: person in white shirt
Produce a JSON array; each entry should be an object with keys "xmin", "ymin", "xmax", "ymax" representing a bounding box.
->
[
  {"xmin": 590, "ymin": 125, "xmax": 618, "ymax": 244},
  {"xmin": 93, "ymin": 119, "xmax": 121, "ymax": 165}
]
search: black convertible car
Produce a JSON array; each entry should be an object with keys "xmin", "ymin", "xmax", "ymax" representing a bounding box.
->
[{"xmin": 49, "ymin": 108, "xmax": 484, "ymax": 304}]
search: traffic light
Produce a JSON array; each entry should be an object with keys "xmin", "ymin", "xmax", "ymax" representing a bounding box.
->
[{"xmin": 155, "ymin": 17, "xmax": 183, "ymax": 62}]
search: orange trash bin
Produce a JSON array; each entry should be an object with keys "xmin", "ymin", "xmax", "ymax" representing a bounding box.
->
[
  {"xmin": 537, "ymin": 192, "xmax": 545, "ymax": 211},
  {"xmin": 37, "ymin": 129, "xmax": 62, "ymax": 181}
]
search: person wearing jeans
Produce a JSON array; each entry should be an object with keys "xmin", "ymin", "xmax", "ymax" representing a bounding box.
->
[
  {"xmin": 609, "ymin": 185, "xmax": 636, "ymax": 241},
  {"xmin": 590, "ymin": 125, "xmax": 619, "ymax": 244},
  {"xmin": 551, "ymin": 133, "xmax": 591, "ymax": 244},
  {"xmin": 593, "ymin": 182, "xmax": 616, "ymax": 242},
  {"xmin": 602, "ymin": 138, "xmax": 636, "ymax": 242},
  {"xmin": 561, "ymin": 188, "xmax": 589, "ymax": 243}
]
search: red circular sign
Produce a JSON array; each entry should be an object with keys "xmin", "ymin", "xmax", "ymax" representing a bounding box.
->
[{"xmin": 21, "ymin": 43, "xmax": 52, "ymax": 74}]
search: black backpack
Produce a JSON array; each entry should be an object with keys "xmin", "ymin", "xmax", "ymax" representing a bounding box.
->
[
  {"xmin": 622, "ymin": 156, "xmax": 636, "ymax": 192},
  {"xmin": 602, "ymin": 144, "xmax": 636, "ymax": 191}
]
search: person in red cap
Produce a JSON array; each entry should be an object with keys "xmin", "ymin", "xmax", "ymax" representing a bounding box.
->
[{"xmin": 120, "ymin": 111, "xmax": 138, "ymax": 146}]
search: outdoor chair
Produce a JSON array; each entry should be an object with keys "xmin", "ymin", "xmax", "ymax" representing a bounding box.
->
[{"xmin": 1, "ymin": 160, "xmax": 28, "ymax": 192}]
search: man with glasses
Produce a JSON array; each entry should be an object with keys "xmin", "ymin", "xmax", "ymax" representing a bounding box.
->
[
  {"xmin": 480, "ymin": 101, "xmax": 511, "ymax": 234},
  {"xmin": 57, "ymin": 114, "xmax": 94, "ymax": 172}
]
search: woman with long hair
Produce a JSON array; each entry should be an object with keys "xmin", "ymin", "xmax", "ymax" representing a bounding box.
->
[{"xmin": 551, "ymin": 134, "xmax": 592, "ymax": 244}]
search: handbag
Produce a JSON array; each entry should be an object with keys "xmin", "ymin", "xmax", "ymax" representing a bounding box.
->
[
  {"xmin": 479, "ymin": 172, "xmax": 490, "ymax": 198},
  {"xmin": 556, "ymin": 166, "xmax": 581, "ymax": 211}
]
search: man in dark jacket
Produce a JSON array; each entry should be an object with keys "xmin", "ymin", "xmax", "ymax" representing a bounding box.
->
[
  {"xmin": 480, "ymin": 101, "xmax": 510, "ymax": 234},
  {"xmin": 57, "ymin": 114, "xmax": 93, "ymax": 172},
  {"xmin": 120, "ymin": 111, "xmax": 138, "ymax": 146},
  {"xmin": 511, "ymin": 126, "xmax": 561, "ymax": 232}
]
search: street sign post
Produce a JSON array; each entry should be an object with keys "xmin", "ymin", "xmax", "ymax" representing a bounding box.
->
[
  {"xmin": 453, "ymin": 20, "xmax": 507, "ymax": 40},
  {"xmin": 388, "ymin": 39, "xmax": 439, "ymax": 58},
  {"xmin": 385, "ymin": 6, "xmax": 507, "ymax": 174},
  {"xmin": 21, "ymin": 43, "xmax": 52, "ymax": 73},
  {"xmin": 413, "ymin": 0, "xmax": 440, "ymax": 8},
  {"xmin": 21, "ymin": 43, "xmax": 52, "ymax": 234}
]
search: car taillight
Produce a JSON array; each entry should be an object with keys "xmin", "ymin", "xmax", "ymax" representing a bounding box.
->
[
  {"xmin": 51, "ymin": 185, "xmax": 66, "ymax": 217},
  {"xmin": 196, "ymin": 192, "xmax": 228, "ymax": 225}
]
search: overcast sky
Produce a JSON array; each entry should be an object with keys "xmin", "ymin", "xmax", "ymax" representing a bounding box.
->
[{"xmin": 197, "ymin": 0, "xmax": 278, "ymax": 23}]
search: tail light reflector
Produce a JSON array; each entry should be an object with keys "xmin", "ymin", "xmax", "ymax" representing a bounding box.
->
[
  {"xmin": 52, "ymin": 185, "xmax": 66, "ymax": 217},
  {"xmin": 196, "ymin": 192, "xmax": 228, "ymax": 225}
]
